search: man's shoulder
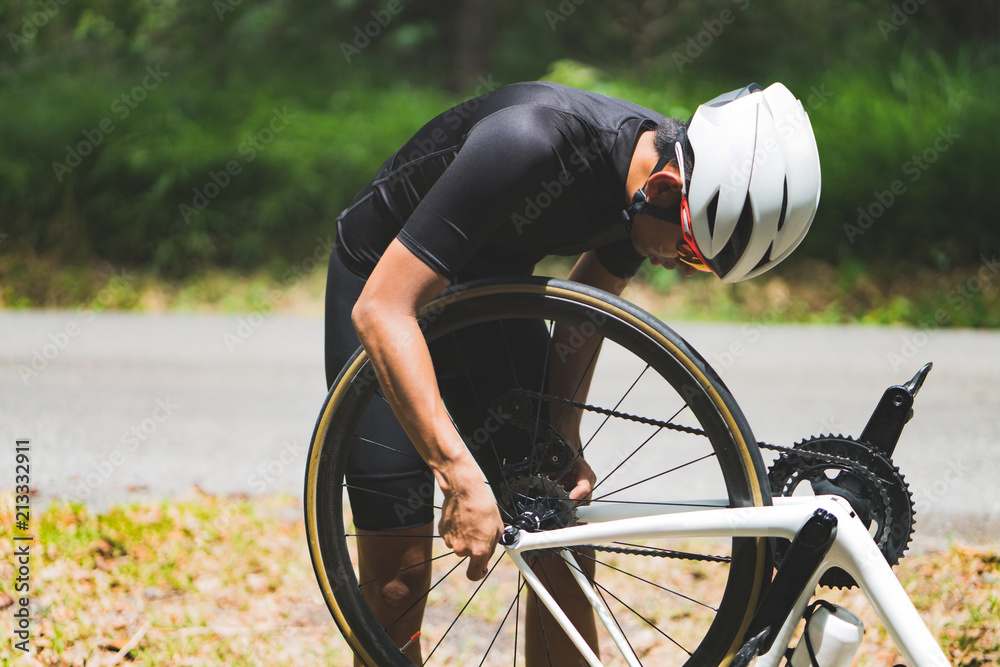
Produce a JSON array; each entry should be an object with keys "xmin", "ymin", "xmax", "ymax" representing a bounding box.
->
[
  {"xmin": 468, "ymin": 82, "xmax": 663, "ymax": 132},
  {"xmin": 492, "ymin": 81, "xmax": 665, "ymax": 128}
]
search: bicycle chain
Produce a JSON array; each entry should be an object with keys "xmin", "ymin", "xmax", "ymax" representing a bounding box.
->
[
  {"xmin": 517, "ymin": 389, "xmax": 891, "ymax": 477},
  {"xmin": 514, "ymin": 389, "xmax": 894, "ymax": 561},
  {"xmin": 585, "ymin": 544, "xmax": 731, "ymax": 563}
]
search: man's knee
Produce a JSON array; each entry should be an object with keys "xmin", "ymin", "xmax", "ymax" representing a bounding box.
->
[{"xmin": 376, "ymin": 563, "xmax": 432, "ymax": 607}]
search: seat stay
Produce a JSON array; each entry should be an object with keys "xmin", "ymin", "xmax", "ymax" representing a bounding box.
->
[
  {"xmin": 506, "ymin": 549, "xmax": 605, "ymax": 667},
  {"xmin": 560, "ymin": 549, "xmax": 642, "ymax": 667}
]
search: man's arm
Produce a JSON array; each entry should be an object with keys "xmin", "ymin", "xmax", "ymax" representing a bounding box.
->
[
  {"xmin": 352, "ymin": 238, "xmax": 502, "ymax": 581},
  {"xmin": 546, "ymin": 250, "xmax": 631, "ymax": 501},
  {"xmin": 567, "ymin": 249, "xmax": 632, "ymax": 296}
]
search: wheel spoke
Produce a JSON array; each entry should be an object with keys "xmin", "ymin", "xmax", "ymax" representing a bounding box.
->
[
  {"xmin": 592, "ymin": 452, "xmax": 719, "ymax": 503},
  {"xmin": 590, "ymin": 424, "xmax": 664, "ymax": 495},
  {"xmin": 591, "ymin": 576, "xmax": 693, "ymax": 657},
  {"xmin": 352, "ymin": 434, "xmax": 424, "ymax": 460},
  {"xmin": 447, "ymin": 329, "xmax": 520, "ymax": 523},
  {"xmin": 513, "ymin": 572, "xmax": 521, "ymax": 666},
  {"xmin": 423, "ymin": 552, "xmax": 507, "ymax": 665},
  {"xmin": 384, "ymin": 556, "xmax": 467, "ymax": 635},
  {"xmin": 478, "ymin": 575, "xmax": 528, "ymax": 667},
  {"xmin": 580, "ymin": 363, "xmax": 650, "ymax": 457},
  {"xmin": 357, "ymin": 550, "xmax": 455, "ymax": 589},
  {"xmin": 342, "ymin": 483, "xmax": 441, "ymax": 511},
  {"xmin": 573, "ymin": 549, "xmax": 719, "ymax": 611}
]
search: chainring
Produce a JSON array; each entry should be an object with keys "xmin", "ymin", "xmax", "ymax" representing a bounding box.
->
[{"xmin": 767, "ymin": 435, "xmax": 915, "ymax": 588}]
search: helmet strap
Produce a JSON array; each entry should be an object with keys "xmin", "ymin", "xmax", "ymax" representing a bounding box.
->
[{"xmin": 625, "ymin": 152, "xmax": 681, "ymax": 231}]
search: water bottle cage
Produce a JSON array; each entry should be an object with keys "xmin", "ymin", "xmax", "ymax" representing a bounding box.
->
[{"xmin": 792, "ymin": 600, "xmax": 841, "ymax": 667}]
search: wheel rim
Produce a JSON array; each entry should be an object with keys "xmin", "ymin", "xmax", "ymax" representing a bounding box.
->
[{"xmin": 306, "ymin": 280, "xmax": 770, "ymax": 666}]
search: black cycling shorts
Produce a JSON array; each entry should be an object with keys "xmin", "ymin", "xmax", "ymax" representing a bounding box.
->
[{"xmin": 325, "ymin": 247, "xmax": 548, "ymax": 530}]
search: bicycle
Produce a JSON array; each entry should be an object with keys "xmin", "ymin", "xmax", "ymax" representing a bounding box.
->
[{"xmin": 304, "ymin": 276, "xmax": 949, "ymax": 666}]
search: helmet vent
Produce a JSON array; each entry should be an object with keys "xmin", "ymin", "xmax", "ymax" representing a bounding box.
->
[
  {"xmin": 713, "ymin": 194, "xmax": 754, "ymax": 275},
  {"xmin": 706, "ymin": 190, "xmax": 720, "ymax": 237},
  {"xmin": 752, "ymin": 243, "xmax": 774, "ymax": 272},
  {"xmin": 776, "ymin": 179, "xmax": 789, "ymax": 232},
  {"xmin": 731, "ymin": 194, "xmax": 755, "ymax": 257}
]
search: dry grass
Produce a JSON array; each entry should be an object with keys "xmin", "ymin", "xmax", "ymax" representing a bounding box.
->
[{"xmin": 1, "ymin": 492, "xmax": 996, "ymax": 666}]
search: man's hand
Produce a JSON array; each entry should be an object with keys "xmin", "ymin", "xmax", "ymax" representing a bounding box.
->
[
  {"xmin": 437, "ymin": 458, "xmax": 503, "ymax": 581},
  {"xmin": 648, "ymin": 254, "xmax": 700, "ymax": 276},
  {"xmin": 560, "ymin": 454, "xmax": 597, "ymax": 505}
]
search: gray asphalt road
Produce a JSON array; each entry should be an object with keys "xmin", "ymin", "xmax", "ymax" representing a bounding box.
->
[{"xmin": 2, "ymin": 309, "xmax": 998, "ymax": 549}]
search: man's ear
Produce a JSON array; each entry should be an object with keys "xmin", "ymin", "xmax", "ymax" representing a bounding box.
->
[{"xmin": 645, "ymin": 166, "xmax": 684, "ymax": 200}]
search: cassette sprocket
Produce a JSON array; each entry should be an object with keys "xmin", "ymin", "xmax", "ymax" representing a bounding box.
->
[
  {"xmin": 767, "ymin": 435, "xmax": 915, "ymax": 588},
  {"xmin": 500, "ymin": 475, "xmax": 578, "ymax": 557}
]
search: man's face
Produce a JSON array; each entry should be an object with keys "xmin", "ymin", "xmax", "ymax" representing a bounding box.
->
[
  {"xmin": 632, "ymin": 218, "xmax": 699, "ymax": 276},
  {"xmin": 629, "ymin": 172, "xmax": 700, "ymax": 276}
]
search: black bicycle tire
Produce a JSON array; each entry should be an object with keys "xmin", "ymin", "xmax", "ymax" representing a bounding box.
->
[{"xmin": 305, "ymin": 277, "xmax": 772, "ymax": 667}]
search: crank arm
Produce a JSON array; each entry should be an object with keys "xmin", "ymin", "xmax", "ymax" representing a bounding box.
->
[{"xmin": 859, "ymin": 362, "xmax": 932, "ymax": 459}]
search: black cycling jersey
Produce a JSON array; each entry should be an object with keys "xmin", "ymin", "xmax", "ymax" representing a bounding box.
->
[
  {"xmin": 335, "ymin": 81, "xmax": 666, "ymax": 282},
  {"xmin": 326, "ymin": 82, "xmax": 667, "ymax": 530}
]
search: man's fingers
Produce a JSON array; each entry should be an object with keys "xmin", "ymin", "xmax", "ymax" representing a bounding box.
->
[
  {"xmin": 466, "ymin": 544, "xmax": 495, "ymax": 581},
  {"xmin": 568, "ymin": 478, "xmax": 591, "ymax": 501},
  {"xmin": 467, "ymin": 557, "xmax": 488, "ymax": 581}
]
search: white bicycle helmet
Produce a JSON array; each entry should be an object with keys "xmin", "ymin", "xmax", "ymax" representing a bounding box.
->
[{"xmin": 680, "ymin": 82, "xmax": 821, "ymax": 283}]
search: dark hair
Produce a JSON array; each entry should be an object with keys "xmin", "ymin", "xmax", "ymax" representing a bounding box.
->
[{"xmin": 653, "ymin": 117, "xmax": 694, "ymax": 189}]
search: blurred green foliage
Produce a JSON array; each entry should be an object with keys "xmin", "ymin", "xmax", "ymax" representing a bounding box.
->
[{"xmin": 0, "ymin": 0, "xmax": 997, "ymax": 276}]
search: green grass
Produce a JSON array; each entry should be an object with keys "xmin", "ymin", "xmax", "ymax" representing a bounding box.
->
[{"xmin": 4, "ymin": 251, "xmax": 999, "ymax": 328}]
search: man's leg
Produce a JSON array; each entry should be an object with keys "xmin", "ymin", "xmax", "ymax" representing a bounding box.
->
[{"xmin": 355, "ymin": 523, "xmax": 434, "ymax": 666}]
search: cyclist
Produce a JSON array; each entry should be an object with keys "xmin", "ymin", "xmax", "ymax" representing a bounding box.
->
[{"xmin": 325, "ymin": 80, "xmax": 821, "ymax": 664}]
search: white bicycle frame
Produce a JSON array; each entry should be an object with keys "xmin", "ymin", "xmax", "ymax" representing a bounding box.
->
[{"xmin": 504, "ymin": 495, "xmax": 950, "ymax": 667}]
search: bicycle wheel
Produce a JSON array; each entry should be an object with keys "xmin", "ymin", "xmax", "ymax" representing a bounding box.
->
[{"xmin": 306, "ymin": 277, "xmax": 772, "ymax": 667}]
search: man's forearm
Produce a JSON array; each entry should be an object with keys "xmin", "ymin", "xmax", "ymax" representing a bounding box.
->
[{"xmin": 353, "ymin": 307, "xmax": 471, "ymax": 479}]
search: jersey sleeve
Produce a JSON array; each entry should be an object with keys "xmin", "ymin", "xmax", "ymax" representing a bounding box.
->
[
  {"xmin": 395, "ymin": 106, "xmax": 566, "ymax": 281},
  {"xmin": 595, "ymin": 238, "xmax": 645, "ymax": 279}
]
